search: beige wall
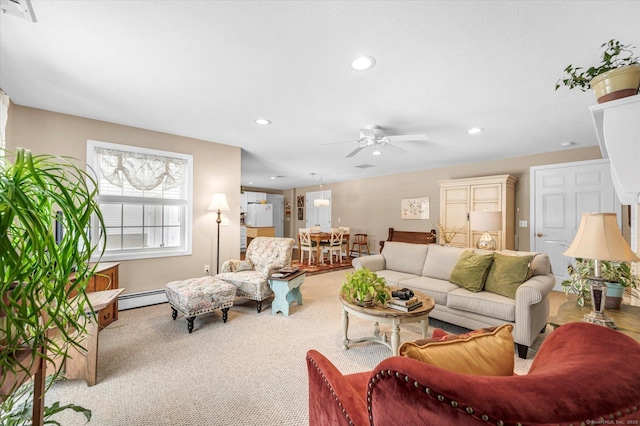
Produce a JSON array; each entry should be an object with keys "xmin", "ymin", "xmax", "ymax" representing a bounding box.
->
[
  {"xmin": 289, "ymin": 147, "xmax": 603, "ymax": 253},
  {"xmin": 6, "ymin": 105, "xmax": 241, "ymax": 295}
]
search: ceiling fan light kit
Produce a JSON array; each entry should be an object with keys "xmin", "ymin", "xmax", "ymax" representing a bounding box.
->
[{"xmin": 339, "ymin": 124, "xmax": 428, "ymax": 158}]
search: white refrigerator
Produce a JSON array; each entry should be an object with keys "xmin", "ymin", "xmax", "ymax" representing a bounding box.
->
[{"xmin": 246, "ymin": 204, "xmax": 273, "ymax": 227}]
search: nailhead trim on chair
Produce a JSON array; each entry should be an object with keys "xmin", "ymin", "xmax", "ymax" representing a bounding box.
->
[
  {"xmin": 307, "ymin": 355, "xmax": 356, "ymax": 426},
  {"xmin": 368, "ymin": 369, "xmax": 639, "ymax": 426}
]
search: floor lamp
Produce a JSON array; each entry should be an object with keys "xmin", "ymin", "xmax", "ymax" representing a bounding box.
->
[
  {"xmin": 563, "ymin": 212, "xmax": 639, "ymax": 328},
  {"xmin": 208, "ymin": 193, "xmax": 230, "ymax": 274}
]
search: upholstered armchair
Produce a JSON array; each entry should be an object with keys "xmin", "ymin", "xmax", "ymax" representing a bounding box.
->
[
  {"xmin": 307, "ymin": 322, "xmax": 640, "ymax": 425},
  {"xmin": 216, "ymin": 237, "xmax": 295, "ymax": 312}
]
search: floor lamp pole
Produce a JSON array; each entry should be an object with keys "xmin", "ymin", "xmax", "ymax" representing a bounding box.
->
[{"xmin": 216, "ymin": 209, "xmax": 222, "ymax": 274}]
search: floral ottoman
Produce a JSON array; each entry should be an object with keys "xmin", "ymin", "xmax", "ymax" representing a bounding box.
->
[{"xmin": 165, "ymin": 276, "xmax": 236, "ymax": 333}]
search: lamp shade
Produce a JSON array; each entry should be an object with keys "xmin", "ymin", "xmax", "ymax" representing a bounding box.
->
[
  {"xmin": 469, "ymin": 211, "xmax": 502, "ymax": 231},
  {"xmin": 563, "ymin": 212, "xmax": 639, "ymax": 262},
  {"xmin": 207, "ymin": 193, "xmax": 230, "ymax": 212}
]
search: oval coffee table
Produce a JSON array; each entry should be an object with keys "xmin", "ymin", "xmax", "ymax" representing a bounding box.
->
[{"xmin": 339, "ymin": 289, "xmax": 435, "ymax": 356}]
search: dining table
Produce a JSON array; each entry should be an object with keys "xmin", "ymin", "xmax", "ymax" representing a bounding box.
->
[{"xmin": 299, "ymin": 231, "xmax": 350, "ymax": 265}]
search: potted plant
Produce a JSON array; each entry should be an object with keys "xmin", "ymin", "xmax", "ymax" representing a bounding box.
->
[
  {"xmin": 341, "ymin": 268, "xmax": 390, "ymax": 307},
  {"xmin": 1, "ymin": 148, "xmax": 106, "ymax": 424},
  {"xmin": 437, "ymin": 223, "xmax": 460, "ymax": 246},
  {"xmin": 562, "ymin": 258, "xmax": 639, "ymax": 309},
  {"xmin": 601, "ymin": 260, "xmax": 640, "ymax": 309},
  {"xmin": 555, "ymin": 39, "xmax": 640, "ymax": 103}
]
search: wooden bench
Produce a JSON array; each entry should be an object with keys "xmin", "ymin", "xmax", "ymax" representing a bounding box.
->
[{"xmin": 379, "ymin": 227, "xmax": 437, "ymax": 252}]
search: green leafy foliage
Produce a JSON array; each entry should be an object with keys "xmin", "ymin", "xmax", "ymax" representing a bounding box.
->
[
  {"xmin": 555, "ymin": 39, "xmax": 639, "ymax": 91},
  {"xmin": 1, "ymin": 147, "xmax": 106, "ymax": 419},
  {"xmin": 341, "ymin": 267, "xmax": 390, "ymax": 305},
  {"xmin": 0, "ymin": 375, "xmax": 91, "ymax": 425}
]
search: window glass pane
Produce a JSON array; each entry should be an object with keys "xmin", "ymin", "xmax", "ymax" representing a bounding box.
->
[
  {"xmin": 123, "ymin": 204, "xmax": 143, "ymax": 227},
  {"xmin": 100, "ymin": 204, "xmax": 122, "ymax": 227},
  {"xmin": 148, "ymin": 227, "xmax": 163, "ymax": 248},
  {"xmin": 145, "ymin": 204, "xmax": 162, "ymax": 227},
  {"xmin": 164, "ymin": 205, "xmax": 181, "ymax": 226},
  {"xmin": 122, "ymin": 227, "xmax": 144, "ymax": 249},
  {"xmin": 164, "ymin": 226, "xmax": 181, "ymax": 247}
]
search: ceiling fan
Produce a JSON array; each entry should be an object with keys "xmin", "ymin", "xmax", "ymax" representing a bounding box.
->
[{"xmin": 329, "ymin": 125, "xmax": 428, "ymax": 158}]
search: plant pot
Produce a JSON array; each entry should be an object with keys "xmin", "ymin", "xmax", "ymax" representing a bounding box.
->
[
  {"xmin": 605, "ymin": 282, "xmax": 625, "ymax": 310},
  {"xmin": 591, "ymin": 64, "xmax": 640, "ymax": 103},
  {"xmin": 355, "ymin": 294, "xmax": 374, "ymax": 307}
]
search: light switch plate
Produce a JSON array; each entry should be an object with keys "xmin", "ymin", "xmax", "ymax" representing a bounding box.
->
[{"xmin": 519, "ymin": 220, "xmax": 528, "ymax": 228}]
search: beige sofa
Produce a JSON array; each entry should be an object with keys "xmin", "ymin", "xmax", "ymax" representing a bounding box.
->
[{"xmin": 352, "ymin": 242, "xmax": 555, "ymax": 358}]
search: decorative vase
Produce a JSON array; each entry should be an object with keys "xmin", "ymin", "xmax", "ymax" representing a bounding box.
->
[
  {"xmin": 591, "ymin": 64, "xmax": 640, "ymax": 103},
  {"xmin": 604, "ymin": 282, "xmax": 625, "ymax": 310}
]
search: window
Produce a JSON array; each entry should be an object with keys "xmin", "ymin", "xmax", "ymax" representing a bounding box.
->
[{"xmin": 87, "ymin": 140, "xmax": 193, "ymax": 261}]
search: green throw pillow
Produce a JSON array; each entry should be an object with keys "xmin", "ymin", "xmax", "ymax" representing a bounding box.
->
[
  {"xmin": 484, "ymin": 253, "xmax": 534, "ymax": 299},
  {"xmin": 449, "ymin": 251, "xmax": 494, "ymax": 292}
]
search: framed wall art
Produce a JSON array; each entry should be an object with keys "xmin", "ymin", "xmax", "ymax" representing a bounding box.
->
[
  {"xmin": 297, "ymin": 207, "xmax": 304, "ymax": 220},
  {"xmin": 401, "ymin": 197, "xmax": 430, "ymax": 220},
  {"xmin": 297, "ymin": 195, "xmax": 305, "ymax": 207}
]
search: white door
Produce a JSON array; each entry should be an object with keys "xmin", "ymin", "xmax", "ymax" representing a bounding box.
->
[
  {"xmin": 306, "ymin": 190, "xmax": 332, "ymax": 231},
  {"xmin": 267, "ymin": 194, "xmax": 284, "ymax": 237},
  {"xmin": 531, "ymin": 159, "xmax": 617, "ymax": 290}
]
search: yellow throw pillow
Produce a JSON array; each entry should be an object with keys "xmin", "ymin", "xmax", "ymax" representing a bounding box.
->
[
  {"xmin": 398, "ymin": 323, "xmax": 514, "ymax": 376},
  {"xmin": 449, "ymin": 251, "xmax": 494, "ymax": 292},
  {"xmin": 230, "ymin": 260, "xmax": 253, "ymax": 272}
]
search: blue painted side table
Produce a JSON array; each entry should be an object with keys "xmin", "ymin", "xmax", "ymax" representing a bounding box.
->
[{"xmin": 268, "ymin": 270, "xmax": 306, "ymax": 316}]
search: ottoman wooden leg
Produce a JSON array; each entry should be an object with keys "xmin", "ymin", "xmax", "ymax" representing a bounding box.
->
[
  {"xmin": 187, "ymin": 316, "xmax": 195, "ymax": 333},
  {"xmin": 256, "ymin": 300, "xmax": 262, "ymax": 313},
  {"xmin": 222, "ymin": 307, "xmax": 229, "ymax": 323},
  {"xmin": 171, "ymin": 307, "xmax": 178, "ymax": 320}
]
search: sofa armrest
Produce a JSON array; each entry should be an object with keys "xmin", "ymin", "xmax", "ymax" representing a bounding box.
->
[
  {"xmin": 352, "ymin": 254, "xmax": 385, "ymax": 271},
  {"xmin": 306, "ymin": 350, "xmax": 369, "ymax": 426},
  {"xmin": 516, "ymin": 273, "xmax": 556, "ymax": 306}
]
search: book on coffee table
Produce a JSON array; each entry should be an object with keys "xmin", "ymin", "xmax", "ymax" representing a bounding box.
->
[
  {"xmin": 388, "ymin": 297, "xmax": 420, "ymax": 307},
  {"xmin": 387, "ymin": 301, "xmax": 423, "ymax": 312}
]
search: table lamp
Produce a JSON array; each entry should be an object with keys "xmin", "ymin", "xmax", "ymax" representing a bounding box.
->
[
  {"xmin": 208, "ymin": 193, "xmax": 230, "ymax": 274},
  {"xmin": 469, "ymin": 210, "xmax": 502, "ymax": 250},
  {"xmin": 563, "ymin": 212, "xmax": 640, "ymax": 328}
]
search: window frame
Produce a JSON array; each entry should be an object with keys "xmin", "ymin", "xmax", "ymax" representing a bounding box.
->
[{"xmin": 86, "ymin": 139, "xmax": 193, "ymax": 262}]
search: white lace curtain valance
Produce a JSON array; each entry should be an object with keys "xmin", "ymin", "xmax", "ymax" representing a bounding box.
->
[{"xmin": 95, "ymin": 147, "xmax": 187, "ymax": 191}]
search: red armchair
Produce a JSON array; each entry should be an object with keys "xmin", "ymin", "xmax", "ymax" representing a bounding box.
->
[{"xmin": 307, "ymin": 322, "xmax": 640, "ymax": 425}]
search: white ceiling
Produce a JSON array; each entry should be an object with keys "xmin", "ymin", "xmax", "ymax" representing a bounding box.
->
[{"xmin": 1, "ymin": 1, "xmax": 639, "ymax": 190}]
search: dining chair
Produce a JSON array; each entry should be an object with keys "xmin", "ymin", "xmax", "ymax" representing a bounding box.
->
[
  {"xmin": 349, "ymin": 233, "xmax": 370, "ymax": 258},
  {"xmin": 298, "ymin": 228, "xmax": 317, "ymax": 265},
  {"xmin": 339, "ymin": 226, "xmax": 350, "ymax": 262},
  {"xmin": 320, "ymin": 228, "xmax": 343, "ymax": 265}
]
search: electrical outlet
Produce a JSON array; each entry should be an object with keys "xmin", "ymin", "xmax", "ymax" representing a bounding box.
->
[
  {"xmin": 204, "ymin": 264, "xmax": 210, "ymax": 274},
  {"xmin": 519, "ymin": 220, "xmax": 528, "ymax": 228}
]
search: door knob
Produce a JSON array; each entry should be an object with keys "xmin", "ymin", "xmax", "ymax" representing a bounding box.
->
[{"xmin": 536, "ymin": 233, "xmax": 544, "ymax": 237}]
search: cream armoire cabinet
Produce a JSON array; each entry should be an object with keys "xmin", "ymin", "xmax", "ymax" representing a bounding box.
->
[{"xmin": 438, "ymin": 174, "xmax": 517, "ymax": 250}]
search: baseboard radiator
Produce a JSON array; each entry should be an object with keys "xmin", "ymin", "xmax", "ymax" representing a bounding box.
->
[{"xmin": 118, "ymin": 289, "xmax": 167, "ymax": 311}]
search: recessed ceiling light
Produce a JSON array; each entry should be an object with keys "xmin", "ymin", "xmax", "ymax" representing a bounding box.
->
[
  {"xmin": 467, "ymin": 127, "xmax": 483, "ymax": 135},
  {"xmin": 349, "ymin": 55, "xmax": 376, "ymax": 71},
  {"xmin": 255, "ymin": 118, "xmax": 271, "ymax": 125},
  {"xmin": 561, "ymin": 141, "xmax": 577, "ymax": 147},
  {"xmin": 372, "ymin": 150, "xmax": 382, "ymax": 156},
  {"xmin": 248, "ymin": 181, "xmax": 254, "ymax": 185},
  {"xmin": 270, "ymin": 176, "xmax": 276, "ymax": 179}
]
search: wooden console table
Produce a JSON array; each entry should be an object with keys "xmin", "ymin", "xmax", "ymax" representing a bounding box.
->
[{"xmin": 548, "ymin": 295, "xmax": 640, "ymax": 341}]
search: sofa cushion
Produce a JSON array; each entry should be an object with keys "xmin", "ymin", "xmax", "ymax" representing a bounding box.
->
[
  {"xmin": 499, "ymin": 250, "xmax": 551, "ymax": 277},
  {"xmin": 400, "ymin": 276, "xmax": 460, "ymax": 306},
  {"xmin": 398, "ymin": 324, "xmax": 514, "ymax": 376},
  {"xmin": 449, "ymin": 251, "xmax": 494, "ymax": 292},
  {"xmin": 375, "ymin": 270, "xmax": 420, "ymax": 287},
  {"xmin": 484, "ymin": 253, "xmax": 534, "ymax": 299},
  {"xmin": 446, "ymin": 287, "xmax": 516, "ymax": 322},
  {"xmin": 382, "ymin": 242, "xmax": 429, "ymax": 276},
  {"xmin": 421, "ymin": 244, "xmax": 467, "ymax": 280}
]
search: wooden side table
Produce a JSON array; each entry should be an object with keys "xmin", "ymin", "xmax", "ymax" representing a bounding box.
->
[
  {"xmin": 268, "ymin": 271, "xmax": 305, "ymax": 316},
  {"xmin": 64, "ymin": 288, "xmax": 124, "ymax": 386},
  {"xmin": 548, "ymin": 295, "xmax": 640, "ymax": 342}
]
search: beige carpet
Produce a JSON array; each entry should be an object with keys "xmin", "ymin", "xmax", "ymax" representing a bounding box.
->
[{"xmin": 45, "ymin": 269, "xmax": 567, "ymax": 425}]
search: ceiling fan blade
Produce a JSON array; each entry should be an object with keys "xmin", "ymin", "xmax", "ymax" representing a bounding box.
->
[
  {"xmin": 346, "ymin": 145, "xmax": 367, "ymax": 158},
  {"xmin": 381, "ymin": 143, "xmax": 407, "ymax": 154},
  {"xmin": 388, "ymin": 134, "xmax": 429, "ymax": 142}
]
